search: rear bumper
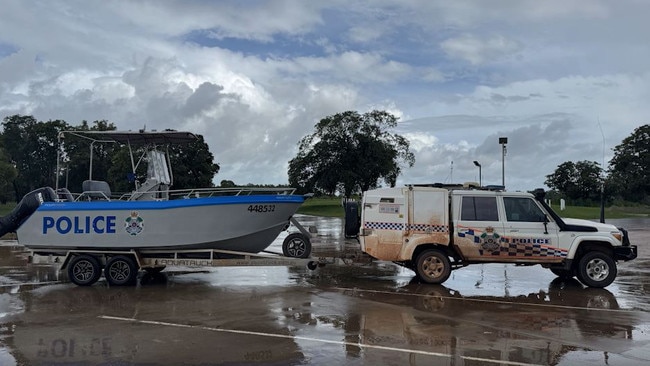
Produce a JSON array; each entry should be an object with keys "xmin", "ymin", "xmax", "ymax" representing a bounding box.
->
[{"xmin": 614, "ymin": 245, "xmax": 637, "ymax": 261}]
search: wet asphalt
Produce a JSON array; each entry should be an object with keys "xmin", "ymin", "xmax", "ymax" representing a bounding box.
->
[{"xmin": 0, "ymin": 215, "xmax": 649, "ymax": 365}]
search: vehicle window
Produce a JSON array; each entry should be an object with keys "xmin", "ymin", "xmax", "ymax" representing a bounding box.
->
[
  {"xmin": 461, "ymin": 196, "xmax": 499, "ymax": 221},
  {"xmin": 503, "ymin": 197, "xmax": 546, "ymax": 222}
]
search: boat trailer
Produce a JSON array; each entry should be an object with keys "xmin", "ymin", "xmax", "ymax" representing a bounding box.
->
[
  {"xmin": 28, "ymin": 247, "xmax": 336, "ymax": 286},
  {"xmin": 26, "ymin": 217, "xmax": 374, "ymax": 287}
]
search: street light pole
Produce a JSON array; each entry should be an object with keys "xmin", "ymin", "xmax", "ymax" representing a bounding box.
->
[
  {"xmin": 473, "ymin": 160, "xmax": 482, "ymax": 187},
  {"xmin": 499, "ymin": 137, "xmax": 508, "ymax": 187}
]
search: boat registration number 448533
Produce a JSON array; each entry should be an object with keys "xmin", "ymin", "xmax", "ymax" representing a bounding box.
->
[{"xmin": 247, "ymin": 204, "xmax": 276, "ymax": 213}]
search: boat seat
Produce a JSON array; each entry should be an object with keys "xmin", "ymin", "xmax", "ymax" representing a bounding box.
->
[
  {"xmin": 56, "ymin": 187, "xmax": 75, "ymax": 202},
  {"xmin": 129, "ymin": 178, "xmax": 168, "ymax": 201},
  {"xmin": 82, "ymin": 180, "xmax": 112, "ymax": 200}
]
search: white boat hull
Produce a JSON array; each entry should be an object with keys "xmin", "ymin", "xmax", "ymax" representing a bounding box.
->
[{"xmin": 17, "ymin": 195, "xmax": 304, "ymax": 253}]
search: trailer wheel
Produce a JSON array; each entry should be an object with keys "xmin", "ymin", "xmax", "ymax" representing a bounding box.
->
[
  {"xmin": 415, "ymin": 249, "xmax": 451, "ymax": 284},
  {"xmin": 282, "ymin": 233, "xmax": 311, "ymax": 258},
  {"xmin": 105, "ymin": 255, "xmax": 138, "ymax": 286},
  {"xmin": 576, "ymin": 251, "xmax": 617, "ymax": 288},
  {"xmin": 550, "ymin": 268, "xmax": 575, "ymax": 279},
  {"xmin": 67, "ymin": 255, "xmax": 101, "ymax": 286}
]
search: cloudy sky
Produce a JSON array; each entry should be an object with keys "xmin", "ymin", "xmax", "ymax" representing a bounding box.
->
[{"xmin": 1, "ymin": 0, "xmax": 648, "ymax": 191}]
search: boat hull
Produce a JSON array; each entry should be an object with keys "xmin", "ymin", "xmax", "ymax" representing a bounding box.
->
[{"xmin": 16, "ymin": 195, "xmax": 304, "ymax": 253}]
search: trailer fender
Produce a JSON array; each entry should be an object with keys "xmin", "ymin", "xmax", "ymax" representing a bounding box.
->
[{"xmin": 59, "ymin": 252, "xmax": 75, "ymax": 270}]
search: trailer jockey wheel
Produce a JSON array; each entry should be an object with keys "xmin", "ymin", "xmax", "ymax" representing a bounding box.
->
[
  {"xmin": 105, "ymin": 255, "xmax": 138, "ymax": 286},
  {"xmin": 67, "ymin": 255, "xmax": 101, "ymax": 286},
  {"xmin": 282, "ymin": 233, "xmax": 312, "ymax": 258}
]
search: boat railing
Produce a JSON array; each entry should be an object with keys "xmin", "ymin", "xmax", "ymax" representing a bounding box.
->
[
  {"xmin": 169, "ymin": 187, "xmax": 297, "ymax": 199},
  {"xmin": 113, "ymin": 186, "xmax": 297, "ymax": 201}
]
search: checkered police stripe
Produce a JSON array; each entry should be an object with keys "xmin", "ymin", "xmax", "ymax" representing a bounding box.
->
[
  {"xmin": 365, "ymin": 222, "xmax": 405, "ymax": 230},
  {"xmin": 457, "ymin": 229, "xmax": 481, "ymax": 243},
  {"xmin": 457, "ymin": 228, "xmax": 568, "ymax": 258},
  {"xmin": 504, "ymin": 243, "xmax": 568, "ymax": 258},
  {"xmin": 365, "ymin": 222, "xmax": 448, "ymax": 233}
]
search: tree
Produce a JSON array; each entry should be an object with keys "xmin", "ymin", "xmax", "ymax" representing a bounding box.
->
[
  {"xmin": 0, "ymin": 115, "xmax": 220, "ymax": 199},
  {"xmin": 608, "ymin": 124, "xmax": 650, "ymax": 202},
  {"xmin": 288, "ymin": 110, "xmax": 415, "ymax": 197},
  {"xmin": 62, "ymin": 120, "xmax": 118, "ymax": 192},
  {"xmin": 166, "ymin": 134, "xmax": 220, "ymax": 189},
  {"xmin": 107, "ymin": 147, "xmax": 144, "ymax": 193},
  {"xmin": 545, "ymin": 160, "xmax": 603, "ymax": 202},
  {"xmin": 220, "ymin": 180, "xmax": 236, "ymax": 188},
  {"xmin": 1, "ymin": 115, "xmax": 68, "ymax": 200},
  {"xmin": 0, "ymin": 147, "xmax": 17, "ymax": 204},
  {"xmin": 108, "ymin": 133, "xmax": 219, "ymax": 193}
]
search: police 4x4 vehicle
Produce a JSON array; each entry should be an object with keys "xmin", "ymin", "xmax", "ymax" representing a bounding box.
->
[{"xmin": 352, "ymin": 185, "xmax": 637, "ymax": 288}]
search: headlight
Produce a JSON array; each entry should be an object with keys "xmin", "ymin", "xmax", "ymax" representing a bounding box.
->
[{"xmin": 611, "ymin": 231, "xmax": 623, "ymax": 242}]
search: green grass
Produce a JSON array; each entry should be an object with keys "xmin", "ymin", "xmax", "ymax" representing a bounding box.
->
[
  {"xmin": 553, "ymin": 205, "xmax": 650, "ymax": 220},
  {"xmin": 0, "ymin": 202, "xmax": 15, "ymax": 216},
  {"xmin": 297, "ymin": 197, "xmax": 346, "ymax": 217}
]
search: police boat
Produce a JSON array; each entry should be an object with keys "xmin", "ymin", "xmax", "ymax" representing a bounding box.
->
[{"xmin": 0, "ymin": 130, "xmax": 306, "ymax": 255}]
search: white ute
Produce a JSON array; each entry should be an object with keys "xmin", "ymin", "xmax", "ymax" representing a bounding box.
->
[{"xmin": 355, "ymin": 185, "xmax": 637, "ymax": 288}]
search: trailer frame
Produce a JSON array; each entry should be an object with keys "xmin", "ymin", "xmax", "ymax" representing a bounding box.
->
[{"xmin": 28, "ymin": 247, "xmax": 332, "ymax": 286}]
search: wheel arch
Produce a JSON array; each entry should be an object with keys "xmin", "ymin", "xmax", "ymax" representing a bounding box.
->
[
  {"xmin": 411, "ymin": 243, "xmax": 457, "ymax": 263},
  {"xmin": 571, "ymin": 240, "xmax": 614, "ymax": 262},
  {"xmin": 59, "ymin": 253, "xmax": 75, "ymax": 271}
]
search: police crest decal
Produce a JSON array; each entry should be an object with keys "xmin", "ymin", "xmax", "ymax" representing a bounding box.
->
[
  {"xmin": 480, "ymin": 226, "xmax": 501, "ymax": 252},
  {"xmin": 125, "ymin": 211, "xmax": 144, "ymax": 236}
]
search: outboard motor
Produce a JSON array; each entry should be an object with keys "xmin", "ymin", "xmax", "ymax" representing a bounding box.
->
[{"xmin": 0, "ymin": 187, "xmax": 57, "ymax": 237}]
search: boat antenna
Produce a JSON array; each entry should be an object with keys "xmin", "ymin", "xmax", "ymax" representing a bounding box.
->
[{"xmin": 56, "ymin": 131, "xmax": 64, "ymax": 191}]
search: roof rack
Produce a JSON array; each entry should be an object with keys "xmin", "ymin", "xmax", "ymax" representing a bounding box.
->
[{"xmin": 408, "ymin": 182, "xmax": 506, "ymax": 192}]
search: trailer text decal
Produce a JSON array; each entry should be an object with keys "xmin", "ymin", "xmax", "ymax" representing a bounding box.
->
[{"xmin": 42, "ymin": 215, "xmax": 117, "ymax": 235}]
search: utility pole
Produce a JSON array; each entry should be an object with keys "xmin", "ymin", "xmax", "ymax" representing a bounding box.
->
[
  {"xmin": 473, "ymin": 160, "xmax": 482, "ymax": 186},
  {"xmin": 499, "ymin": 137, "xmax": 508, "ymax": 187}
]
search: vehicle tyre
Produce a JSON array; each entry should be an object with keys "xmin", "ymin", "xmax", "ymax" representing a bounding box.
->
[
  {"xmin": 282, "ymin": 233, "xmax": 311, "ymax": 258},
  {"xmin": 105, "ymin": 255, "xmax": 138, "ymax": 286},
  {"xmin": 576, "ymin": 251, "xmax": 617, "ymax": 288},
  {"xmin": 550, "ymin": 268, "xmax": 575, "ymax": 279},
  {"xmin": 415, "ymin": 249, "xmax": 451, "ymax": 284},
  {"xmin": 67, "ymin": 255, "xmax": 101, "ymax": 286}
]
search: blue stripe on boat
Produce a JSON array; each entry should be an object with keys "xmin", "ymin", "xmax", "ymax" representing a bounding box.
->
[{"xmin": 37, "ymin": 195, "xmax": 305, "ymax": 211}]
